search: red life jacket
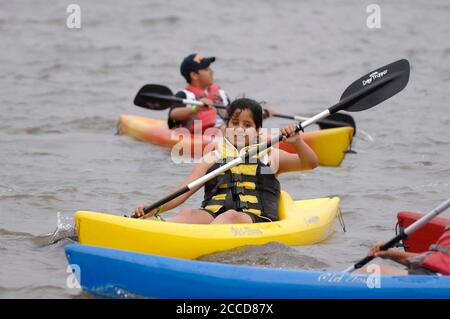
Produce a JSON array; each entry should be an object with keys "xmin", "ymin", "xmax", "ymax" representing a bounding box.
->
[
  {"xmin": 420, "ymin": 225, "xmax": 450, "ymax": 275},
  {"xmin": 182, "ymin": 84, "xmax": 223, "ymax": 133}
]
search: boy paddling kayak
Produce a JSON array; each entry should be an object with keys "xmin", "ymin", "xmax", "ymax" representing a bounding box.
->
[{"xmin": 168, "ymin": 53, "xmax": 272, "ymax": 133}]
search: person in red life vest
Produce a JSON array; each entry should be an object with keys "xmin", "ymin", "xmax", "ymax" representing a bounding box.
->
[
  {"xmin": 168, "ymin": 53, "xmax": 273, "ymax": 133},
  {"xmin": 355, "ymin": 225, "xmax": 450, "ymax": 275}
]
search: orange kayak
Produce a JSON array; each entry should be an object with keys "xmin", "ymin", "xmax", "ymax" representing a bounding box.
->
[{"xmin": 117, "ymin": 114, "xmax": 354, "ymax": 166}]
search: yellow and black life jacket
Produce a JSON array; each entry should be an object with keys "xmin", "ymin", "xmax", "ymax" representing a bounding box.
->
[{"xmin": 201, "ymin": 138, "xmax": 280, "ymax": 221}]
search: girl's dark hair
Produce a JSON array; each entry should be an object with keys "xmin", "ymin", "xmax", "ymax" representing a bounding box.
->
[{"xmin": 226, "ymin": 98, "xmax": 263, "ymax": 129}]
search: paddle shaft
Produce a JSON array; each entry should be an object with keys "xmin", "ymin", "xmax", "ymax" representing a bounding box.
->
[
  {"xmin": 275, "ymin": 114, "xmax": 353, "ymax": 128},
  {"xmin": 344, "ymin": 198, "xmax": 450, "ymax": 273}
]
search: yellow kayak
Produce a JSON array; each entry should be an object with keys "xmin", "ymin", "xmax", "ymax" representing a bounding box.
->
[
  {"xmin": 118, "ymin": 114, "xmax": 354, "ymax": 167},
  {"xmin": 75, "ymin": 191, "xmax": 340, "ymax": 259}
]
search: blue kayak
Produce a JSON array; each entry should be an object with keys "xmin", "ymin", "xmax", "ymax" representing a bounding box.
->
[{"xmin": 65, "ymin": 244, "xmax": 450, "ymax": 299}]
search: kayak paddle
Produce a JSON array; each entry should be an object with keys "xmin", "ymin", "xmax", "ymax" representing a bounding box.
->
[
  {"xmin": 344, "ymin": 197, "xmax": 450, "ymax": 273},
  {"xmin": 134, "ymin": 84, "xmax": 357, "ymax": 134},
  {"xmin": 132, "ymin": 59, "xmax": 410, "ymax": 219}
]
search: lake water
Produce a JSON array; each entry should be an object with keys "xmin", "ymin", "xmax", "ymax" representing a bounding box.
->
[{"xmin": 0, "ymin": 0, "xmax": 449, "ymax": 298}]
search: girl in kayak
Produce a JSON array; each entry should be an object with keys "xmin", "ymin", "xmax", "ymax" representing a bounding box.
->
[
  {"xmin": 355, "ymin": 226, "xmax": 450, "ymax": 275},
  {"xmin": 134, "ymin": 98, "xmax": 318, "ymax": 223}
]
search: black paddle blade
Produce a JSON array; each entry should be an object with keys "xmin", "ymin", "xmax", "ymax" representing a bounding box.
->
[
  {"xmin": 331, "ymin": 59, "xmax": 410, "ymax": 113},
  {"xmin": 133, "ymin": 84, "xmax": 174, "ymax": 110},
  {"xmin": 317, "ymin": 113, "xmax": 357, "ymax": 135}
]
